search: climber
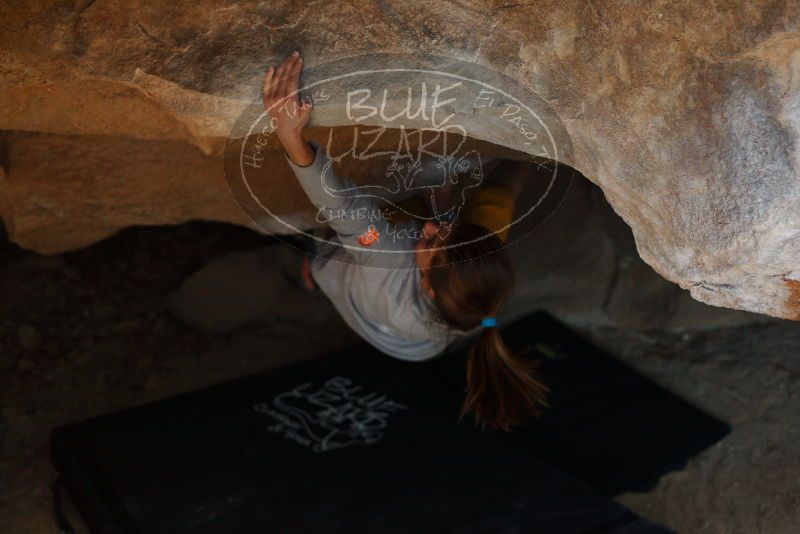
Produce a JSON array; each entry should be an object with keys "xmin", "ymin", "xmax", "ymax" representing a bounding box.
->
[{"xmin": 263, "ymin": 51, "xmax": 546, "ymax": 432}]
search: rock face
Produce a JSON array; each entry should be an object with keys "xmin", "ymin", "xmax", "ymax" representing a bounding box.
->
[{"xmin": 1, "ymin": 1, "xmax": 799, "ymax": 320}]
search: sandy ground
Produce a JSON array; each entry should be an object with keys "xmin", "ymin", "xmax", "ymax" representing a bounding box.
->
[{"xmin": 1, "ymin": 222, "xmax": 798, "ymax": 533}]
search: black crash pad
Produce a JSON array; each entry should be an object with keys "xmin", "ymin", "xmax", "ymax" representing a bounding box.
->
[{"xmin": 51, "ymin": 314, "xmax": 675, "ymax": 533}]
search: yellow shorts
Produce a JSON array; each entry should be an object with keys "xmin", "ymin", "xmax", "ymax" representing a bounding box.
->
[{"xmin": 460, "ymin": 184, "xmax": 515, "ymax": 243}]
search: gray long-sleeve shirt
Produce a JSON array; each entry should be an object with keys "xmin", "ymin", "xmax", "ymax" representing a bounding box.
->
[{"xmin": 284, "ymin": 140, "xmax": 459, "ymax": 361}]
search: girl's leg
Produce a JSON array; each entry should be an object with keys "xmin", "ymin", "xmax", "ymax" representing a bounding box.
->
[{"xmin": 458, "ymin": 158, "xmax": 531, "ymax": 243}]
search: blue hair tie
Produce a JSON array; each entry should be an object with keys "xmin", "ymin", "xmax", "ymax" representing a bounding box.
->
[{"xmin": 481, "ymin": 317, "xmax": 497, "ymax": 328}]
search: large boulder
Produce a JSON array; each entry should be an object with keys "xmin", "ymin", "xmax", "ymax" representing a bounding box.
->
[{"xmin": 1, "ymin": 1, "xmax": 798, "ymax": 320}]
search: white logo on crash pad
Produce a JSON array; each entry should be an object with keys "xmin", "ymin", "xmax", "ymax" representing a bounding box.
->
[{"xmin": 253, "ymin": 376, "xmax": 407, "ymax": 452}]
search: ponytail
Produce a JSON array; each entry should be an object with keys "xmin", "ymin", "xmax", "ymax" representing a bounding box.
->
[
  {"xmin": 460, "ymin": 327, "xmax": 549, "ymax": 432},
  {"xmin": 426, "ymin": 222, "xmax": 548, "ymax": 432}
]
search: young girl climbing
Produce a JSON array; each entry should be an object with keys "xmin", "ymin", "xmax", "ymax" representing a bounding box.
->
[{"xmin": 264, "ymin": 51, "xmax": 547, "ymax": 431}]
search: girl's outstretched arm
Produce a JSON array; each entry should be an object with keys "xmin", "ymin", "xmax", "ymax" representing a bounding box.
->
[{"xmin": 264, "ymin": 52, "xmax": 414, "ymax": 263}]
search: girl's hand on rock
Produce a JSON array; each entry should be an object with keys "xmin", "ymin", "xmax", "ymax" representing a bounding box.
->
[{"xmin": 263, "ymin": 51, "xmax": 312, "ymax": 141}]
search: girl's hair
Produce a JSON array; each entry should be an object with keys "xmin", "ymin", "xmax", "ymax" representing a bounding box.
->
[{"xmin": 427, "ymin": 222, "xmax": 548, "ymax": 432}]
